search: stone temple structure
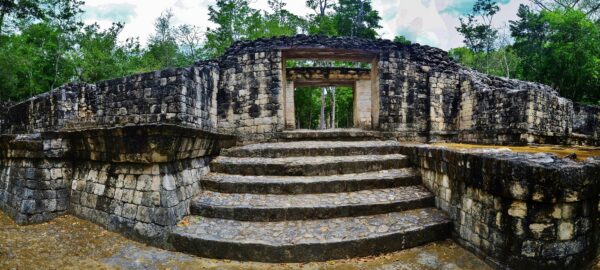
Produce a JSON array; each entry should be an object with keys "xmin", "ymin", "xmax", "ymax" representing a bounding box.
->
[{"xmin": 0, "ymin": 35, "xmax": 599, "ymax": 269}]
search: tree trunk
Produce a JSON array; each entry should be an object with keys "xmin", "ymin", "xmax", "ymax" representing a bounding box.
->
[
  {"xmin": 320, "ymin": 87, "xmax": 326, "ymax": 130},
  {"xmin": 308, "ymin": 107, "xmax": 312, "ymax": 129},
  {"xmin": 502, "ymin": 51, "xmax": 510, "ymax": 79},
  {"xmin": 0, "ymin": 10, "xmax": 5, "ymax": 35},
  {"xmin": 331, "ymin": 87, "xmax": 336, "ymax": 129}
]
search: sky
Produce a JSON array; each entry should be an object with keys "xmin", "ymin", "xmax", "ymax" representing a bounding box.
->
[{"xmin": 81, "ymin": 0, "xmax": 528, "ymax": 51}]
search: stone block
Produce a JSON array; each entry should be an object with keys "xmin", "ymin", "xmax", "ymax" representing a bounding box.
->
[
  {"xmin": 122, "ymin": 203, "xmax": 138, "ymax": 220},
  {"xmin": 135, "ymin": 206, "xmax": 153, "ymax": 223},
  {"xmin": 558, "ymin": 221, "xmax": 574, "ymax": 240},
  {"xmin": 508, "ymin": 201, "xmax": 527, "ymax": 218},
  {"xmin": 529, "ymin": 223, "xmax": 555, "ymax": 240}
]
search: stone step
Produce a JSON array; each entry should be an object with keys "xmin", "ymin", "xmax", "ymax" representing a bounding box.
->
[
  {"xmin": 169, "ymin": 208, "xmax": 451, "ymax": 262},
  {"xmin": 200, "ymin": 168, "xmax": 421, "ymax": 194},
  {"xmin": 190, "ymin": 186, "xmax": 434, "ymax": 221},
  {"xmin": 277, "ymin": 129, "xmax": 385, "ymax": 142},
  {"xmin": 222, "ymin": 140, "xmax": 403, "ymax": 158},
  {"xmin": 210, "ymin": 154, "xmax": 409, "ymax": 176}
]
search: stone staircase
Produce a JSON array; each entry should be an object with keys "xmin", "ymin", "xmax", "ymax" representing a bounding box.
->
[{"xmin": 169, "ymin": 140, "xmax": 451, "ymax": 262}]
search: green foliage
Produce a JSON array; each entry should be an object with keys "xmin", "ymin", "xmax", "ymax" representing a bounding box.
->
[
  {"xmin": 0, "ymin": 22, "xmax": 66, "ymax": 100},
  {"xmin": 0, "ymin": 0, "xmax": 81, "ymax": 98},
  {"xmin": 263, "ymin": 0, "xmax": 304, "ymax": 37},
  {"xmin": 510, "ymin": 6, "xmax": 600, "ymax": 101},
  {"xmin": 333, "ymin": 0, "xmax": 381, "ymax": 39},
  {"xmin": 450, "ymin": 1, "xmax": 599, "ymax": 104},
  {"xmin": 0, "ymin": 0, "xmax": 388, "ymax": 102},
  {"xmin": 204, "ymin": 0, "xmax": 265, "ymax": 58},
  {"xmin": 456, "ymin": 0, "xmax": 499, "ymax": 53},
  {"xmin": 455, "ymin": 0, "xmax": 501, "ymax": 76},
  {"xmin": 0, "ymin": 0, "xmax": 44, "ymax": 34},
  {"xmin": 393, "ymin": 35, "xmax": 411, "ymax": 45},
  {"xmin": 72, "ymin": 23, "xmax": 146, "ymax": 83},
  {"xmin": 295, "ymin": 87, "xmax": 353, "ymax": 129},
  {"xmin": 449, "ymin": 46, "xmax": 520, "ymax": 78},
  {"xmin": 530, "ymin": 0, "xmax": 600, "ymax": 21},
  {"xmin": 333, "ymin": 87, "xmax": 354, "ymax": 127},
  {"xmin": 143, "ymin": 10, "xmax": 182, "ymax": 69},
  {"xmin": 306, "ymin": 0, "xmax": 337, "ymax": 35}
]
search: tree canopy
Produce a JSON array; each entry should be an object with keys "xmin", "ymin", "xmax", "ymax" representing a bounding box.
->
[
  {"xmin": 0, "ymin": 0, "xmax": 598, "ymax": 106},
  {"xmin": 451, "ymin": 0, "xmax": 600, "ymax": 104}
]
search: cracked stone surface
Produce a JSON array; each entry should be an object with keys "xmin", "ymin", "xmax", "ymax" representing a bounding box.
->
[
  {"xmin": 214, "ymin": 154, "xmax": 407, "ymax": 166},
  {"xmin": 191, "ymin": 186, "xmax": 434, "ymax": 221},
  {"xmin": 223, "ymin": 140, "xmax": 403, "ymax": 157},
  {"xmin": 211, "ymin": 154, "xmax": 409, "ymax": 176},
  {"xmin": 201, "ymin": 168, "xmax": 421, "ymax": 194},
  {"xmin": 172, "ymin": 208, "xmax": 449, "ymax": 245},
  {"xmin": 194, "ymin": 186, "xmax": 432, "ymax": 209},
  {"xmin": 277, "ymin": 129, "xmax": 385, "ymax": 141}
]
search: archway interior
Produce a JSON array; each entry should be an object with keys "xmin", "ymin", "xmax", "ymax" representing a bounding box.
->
[
  {"xmin": 281, "ymin": 48, "xmax": 380, "ymax": 130},
  {"xmin": 294, "ymin": 86, "xmax": 354, "ymax": 130}
]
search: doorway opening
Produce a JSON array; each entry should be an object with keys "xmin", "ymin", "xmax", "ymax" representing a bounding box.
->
[
  {"xmin": 282, "ymin": 48, "xmax": 380, "ymax": 131},
  {"xmin": 294, "ymin": 86, "xmax": 354, "ymax": 130}
]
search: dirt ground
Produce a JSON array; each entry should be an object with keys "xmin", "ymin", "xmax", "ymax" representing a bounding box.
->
[{"xmin": 0, "ymin": 211, "xmax": 493, "ymax": 270}]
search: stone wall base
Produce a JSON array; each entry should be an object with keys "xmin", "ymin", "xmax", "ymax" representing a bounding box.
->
[
  {"xmin": 69, "ymin": 157, "xmax": 210, "ymax": 246},
  {"xmin": 0, "ymin": 158, "xmax": 71, "ymax": 225},
  {"xmin": 398, "ymin": 145, "xmax": 600, "ymax": 270}
]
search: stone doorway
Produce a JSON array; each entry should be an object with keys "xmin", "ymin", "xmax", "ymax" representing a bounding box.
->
[{"xmin": 281, "ymin": 49, "xmax": 379, "ymax": 130}]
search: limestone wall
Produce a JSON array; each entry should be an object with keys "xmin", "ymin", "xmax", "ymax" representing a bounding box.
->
[
  {"xmin": 399, "ymin": 145, "xmax": 600, "ymax": 270},
  {"xmin": 0, "ymin": 134, "xmax": 71, "ymax": 224},
  {"xmin": 1, "ymin": 35, "xmax": 597, "ymax": 145},
  {"xmin": 0, "ymin": 101, "xmax": 11, "ymax": 133},
  {"xmin": 0, "ymin": 60, "xmax": 230, "ymax": 245},
  {"xmin": 429, "ymin": 71, "xmax": 461, "ymax": 140},
  {"xmin": 69, "ymin": 157, "xmax": 209, "ymax": 245},
  {"xmin": 457, "ymin": 76, "xmax": 531, "ymax": 144},
  {"xmin": 3, "ymin": 61, "xmax": 219, "ymax": 134},
  {"xmin": 572, "ymin": 103, "xmax": 600, "ymax": 145},
  {"xmin": 378, "ymin": 52, "xmax": 435, "ymax": 141},
  {"xmin": 0, "ymin": 127, "xmax": 232, "ymax": 245},
  {"xmin": 217, "ymin": 51, "xmax": 284, "ymax": 139},
  {"xmin": 524, "ymin": 89, "xmax": 573, "ymax": 143}
]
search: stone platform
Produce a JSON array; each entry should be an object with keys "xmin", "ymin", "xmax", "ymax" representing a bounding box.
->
[
  {"xmin": 169, "ymin": 140, "xmax": 452, "ymax": 262},
  {"xmin": 1, "ymin": 35, "xmax": 599, "ymax": 269}
]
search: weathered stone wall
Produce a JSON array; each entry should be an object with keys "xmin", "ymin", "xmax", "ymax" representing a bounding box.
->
[
  {"xmin": 524, "ymin": 89, "xmax": 573, "ymax": 144},
  {"xmin": 217, "ymin": 51, "xmax": 284, "ymax": 139},
  {"xmin": 0, "ymin": 127, "xmax": 232, "ymax": 245},
  {"xmin": 1, "ymin": 35, "xmax": 597, "ymax": 145},
  {"xmin": 0, "ymin": 101, "xmax": 12, "ymax": 133},
  {"xmin": 378, "ymin": 51, "xmax": 432, "ymax": 142},
  {"xmin": 426, "ymin": 70, "xmax": 590, "ymax": 146},
  {"xmin": 64, "ymin": 125, "xmax": 230, "ymax": 245},
  {"xmin": 429, "ymin": 71, "xmax": 461, "ymax": 140},
  {"xmin": 457, "ymin": 75, "xmax": 531, "ymax": 144},
  {"xmin": 70, "ymin": 157, "xmax": 210, "ymax": 245},
  {"xmin": 572, "ymin": 103, "xmax": 600, "ymax": 145},
  {"xmin": 0, "ymin": 134, "xmax": 71, "ymax": 224},
  {"xmin": 286, "ymin": 67, "xmax": 371, "ymax": 83},
  {"xmin": 399, "ymin": 145, "xmax": 600, "ymax": 270},
  {"xmin": 3, "ymin": 61, "xmax": 219, "ymax": 134},
  {"xmin": 0, "ymin": 59, "xmax": 229, "ymax": 245}
]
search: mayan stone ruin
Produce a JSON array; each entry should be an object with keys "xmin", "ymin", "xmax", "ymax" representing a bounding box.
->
[{"xmin": 0, "ymin": 35, "xmax": 599, "ymax": 269}]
